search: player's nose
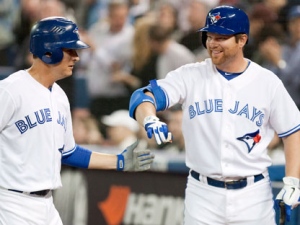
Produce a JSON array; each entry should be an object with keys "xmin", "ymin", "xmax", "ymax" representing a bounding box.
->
[
  {"xmin": 207, "ymin": 39, "xmax": 218, "ymax": 48},
  {"xmin": 72, "ymin": 53, "xmax": 80, "ymax": 62}
]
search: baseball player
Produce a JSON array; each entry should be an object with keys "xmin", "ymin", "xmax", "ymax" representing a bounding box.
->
[
  {"xmin": 129, "ymin": 5, "xmax": 300, "ymax": 225},
  {"xmin": 0, "ymin": 17, "xmax": 154, "ymax": 225}
]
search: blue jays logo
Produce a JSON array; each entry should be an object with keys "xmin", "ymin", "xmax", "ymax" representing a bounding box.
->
[
  {"xmin": 237, "ymin": 130, "xmax": 261, "ymax": 153},
  {"xmin": 209, "ymin": 12, "xmax": 222, "ymax": 24}
]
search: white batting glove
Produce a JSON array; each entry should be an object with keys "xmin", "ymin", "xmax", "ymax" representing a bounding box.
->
[
  {"xmin": 275, "ymin": 177, "xmax": 300, "ymax": 221},
  {"xmin": 143, "ymin": 116, "xmax": 172, "ymax": 145},
  {"xmin": 116, "ymin": 140, "xmax": 155, "ymax": 172}
]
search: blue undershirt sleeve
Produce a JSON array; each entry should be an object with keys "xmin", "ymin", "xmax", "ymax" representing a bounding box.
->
[{"xmin": 62, "ymin": 145, "xmax": 92, "ymax": 169}]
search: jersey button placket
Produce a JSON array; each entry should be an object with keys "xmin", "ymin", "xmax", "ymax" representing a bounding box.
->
[{"xmin": 221, "ymin": 84, "xmax": 235, "ymax": 176}]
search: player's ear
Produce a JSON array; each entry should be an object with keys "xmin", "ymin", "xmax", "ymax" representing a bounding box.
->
[{"xmin": 238, "ymin": 34, "xmax": 248, "ymax": 48}]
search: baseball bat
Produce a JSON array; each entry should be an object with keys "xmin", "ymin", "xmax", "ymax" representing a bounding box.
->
[{"xmin": 279, "ymin": 201, "xmax": 286, "ymax": 225}]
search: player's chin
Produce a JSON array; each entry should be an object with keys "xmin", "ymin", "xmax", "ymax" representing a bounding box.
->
[
  {"xmin": 211, "ymin": 57, "xmax": 222, "ymax": 65},
  {"xmin": 65, "ymin": 68, "xmax": 74, "ymax": 76}
]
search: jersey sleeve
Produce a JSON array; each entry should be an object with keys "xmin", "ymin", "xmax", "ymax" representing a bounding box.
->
[
  {"xmin": 157, "ymin": 65, "xmax": 188, "ymax": 108},
  {"xmin": 0, "ymin": 88, "xmax": 15, "ymax": 131},
  {"xmin": 269, "ymin": 81, "xmax": 300, "ymax": 137}
]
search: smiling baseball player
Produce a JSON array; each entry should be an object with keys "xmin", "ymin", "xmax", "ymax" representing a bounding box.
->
[
  {"xmin": 0, "ymin": 17, "xmax": 154, "ymax": 225},
  {"xmin": 129, "ymin": 5, "xmax": 300, "ymax": 225}
]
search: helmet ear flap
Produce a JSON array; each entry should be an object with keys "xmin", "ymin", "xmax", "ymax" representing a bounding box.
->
[
  {"xmin": 41, "ymin": 48, "xmax": 64, "ymax": 64},
  {"xmin": 201, "ymin": 32, "xmax": 207, "ymax": 49}
]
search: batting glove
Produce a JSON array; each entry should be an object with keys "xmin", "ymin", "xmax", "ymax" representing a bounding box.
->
[
  {"xmin": 116, "ymin": 140, "xmax": 154, "ymax": 172},
  {"xmin": 143, "ymin": 116, "xmax": 172, "ymax": 145},
  {"xmin": 275, "ymin": 176, "xmax": 300, "ymax": 221}
]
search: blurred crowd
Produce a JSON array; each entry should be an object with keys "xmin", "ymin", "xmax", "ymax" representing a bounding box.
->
[
  {"xmin": 1, "ymin": 0, "xmax": 299, "ymax": 158},
  {"xmin": 2, "ymin": 0, "xmax": 299, "ymax": 224}
]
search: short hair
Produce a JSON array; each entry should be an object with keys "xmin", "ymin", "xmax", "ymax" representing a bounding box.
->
[{"xmin": 108, "ymin": 0, "xmax": 128, "ymax": 11}]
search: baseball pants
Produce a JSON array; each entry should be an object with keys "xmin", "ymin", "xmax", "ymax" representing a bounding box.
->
[
  {"xmin": 0, "ymin": 188, "xmax": 63, "ymax": 225},
  {"xmin": 184, "ymin": 172, "xmax": 276, "ymax": 225}
]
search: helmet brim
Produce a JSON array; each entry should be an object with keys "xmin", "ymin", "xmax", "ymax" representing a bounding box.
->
[{"xmin": 63, "ymin": 40, "xmax": 90, "ymax": 49}]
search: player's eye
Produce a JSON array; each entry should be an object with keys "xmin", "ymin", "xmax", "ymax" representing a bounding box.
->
[{"xmin": 63, "ymin": 49, "xmax": 78, "ymax": 56}]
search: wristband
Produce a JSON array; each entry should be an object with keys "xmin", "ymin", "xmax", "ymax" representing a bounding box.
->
[
  {"xmin": 283, "ymin": 177, "xmax": 300, "ymax": 187},
  {"xmin": 143, "ymin": 115, "xmax": 159, "ymax": 127},
  {"xmin": 116, "ymin": 154, "xmax": 125, "ymax": 171}
]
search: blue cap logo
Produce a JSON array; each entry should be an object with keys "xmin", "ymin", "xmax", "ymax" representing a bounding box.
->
[{"xmin": 209, "ymin": 12, "xmax": 222, "ymax": 24}]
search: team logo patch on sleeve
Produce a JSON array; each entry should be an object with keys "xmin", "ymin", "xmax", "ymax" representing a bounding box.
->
[{"xmin": 237, "ymin": 130, "xmax": 261, "ymax": 153}]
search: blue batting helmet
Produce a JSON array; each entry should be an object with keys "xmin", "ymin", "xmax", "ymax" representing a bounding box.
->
[
  {"xmin": 30, "ymin": 17, "xmax": 89, "ymax": 64},
  {"xmin": 198, "ymin": 5, "xmax": 249, "ymax": 48}
]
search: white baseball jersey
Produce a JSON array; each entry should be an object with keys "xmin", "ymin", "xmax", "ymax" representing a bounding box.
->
[
  {"xmin": 0, "ymin": 70, "xmax": 75, "ymax": 192},
  {"xmin": 158, "ymin": 58, "xmax": 300, "ymax": 179}
]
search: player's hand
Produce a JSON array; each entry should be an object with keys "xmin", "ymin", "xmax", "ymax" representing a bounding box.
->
[
  {"xmin": 116, "ymin": 140, "xmax": 154, "ymax": 172},
  {"xmin": 275, "ymin": 177, "xmax": 300, "ymax": 221},
  {"xmin": 143, "ymin": 115, "xmax": 172, "ymax": 145}
]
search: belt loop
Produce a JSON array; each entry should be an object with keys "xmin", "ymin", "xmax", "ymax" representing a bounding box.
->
[
  {"xmin": 262, "ymin": 170, "xmax": 269, "ymax": 179},
  {"xmin": 246, "ymin": 176, "xmax": 255, "ymax": 186},
  {"xmin": 200, "ymin": 174, "xmax": 208, "ymax": 184}
]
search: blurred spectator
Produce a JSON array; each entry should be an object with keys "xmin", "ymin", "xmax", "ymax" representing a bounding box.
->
[
  {"xmin": 130, "ymin": 15, "xmax": 158, "ymax": 88},
  {"xmin": 277, "ymin": 0, "xmax": 300, "ymax": 32},
  {"xmin": 163, "ymin": 105, "xmax": 185, "ymax": 153},
  {"xmin": 74, "ymin": 0, "xmax": 110, "ymax": 29},
  {"xmin": 101, "ymin": 110, "xmax": 140, "ymax": 150},
  {"xmin": 0, "ymin": 0, "xmax": 18, "ymax": 66},
  {"xmin": 82, "ymin": 0, "xmax": 135, "ymax": 118},
  {"xmin": 244, "ymin": 3, "xmax": 278, "ymax": 60},
  {"xmin": 148, "ymin": 23, "xmax": 196, "ymax": 79},
  {"xmin": 39, "ymin": 0, "xmax": 75, "ymax": 21},
  {"xmin": 13, "ymin": 0, "xmax": 41, "ymax": 70},
  {"xmin": 263, "ymin": 0, "xmax": 287, "ymax": 15},
  {"xmin": 73, "ymin": 115, "xmax": 104, "ymax": 145},
  {"xmin": 218, "ymin": 0, "xmax": 253, "ymax": 10},
  {"xmin": 160, "ymin": 0, "xmax": 220, "ymax": 33},
  {"xmin": 259, "ymin": 5, "xmax": 300, "ymax": 109},
  {"xmin": 179, "ymin": 0, "xmax": 209, "ymax": 62},
  {"xmin": 154, "ymin": 2, "xmax": 182, "ymax": 41},
  {"xmin": 129, "ymin": 0, "xmax": 151, "ymax": 23},
  {"xmin": 251, "ymin": 23, "xmax": 285, "ymax": 65},
  {"xmin": 13, "ymin": 0, "xmax": 41, "ymax": 49},
  {"xmin": 111, "ymin": 15, "xmax": 158, "ymax": 93}
]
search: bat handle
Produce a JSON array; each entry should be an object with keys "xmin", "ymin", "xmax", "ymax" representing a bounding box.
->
[{"xmin": 279, "ymin": 201, "xmax": 286, "ymax": 225}]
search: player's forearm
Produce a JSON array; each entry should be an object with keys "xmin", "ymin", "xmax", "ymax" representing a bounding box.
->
[
  {"xmin": 88, "ymin": 152, "xmax": 117, "ymax": 169},
  {"xmin": 282, "ymin": 131, "xmax": 300, "ymax": 178},
  {"xmin": 135, "ymin": 92, "xmax": 157, "ymax": 126}
]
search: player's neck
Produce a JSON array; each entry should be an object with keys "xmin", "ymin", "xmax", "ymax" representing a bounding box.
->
[
  {"xmin": 27, "ymin": 64, "xmax": 55, "ymax": 89},
  {"xmin": 216, "ymin": 57, "xmax": 248, "ymax": 73}
]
